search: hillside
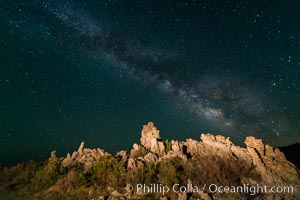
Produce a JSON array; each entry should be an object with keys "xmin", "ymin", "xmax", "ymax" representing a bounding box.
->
[{"xmin": 0, "ymin": 122, "xmax": 299, "ymax": 200}]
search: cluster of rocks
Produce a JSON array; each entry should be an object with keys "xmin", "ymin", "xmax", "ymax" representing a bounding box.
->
[
  {"xmin": 59, "ymin": 142, "xmax": 108, "ymax": 170},
  {"xmin": 56, "ymin": 122, "xmax": 300, "ymax": 199},
  {"xmin": 129, "ymin": 123, "xmax": 299, "ymax": 196}
]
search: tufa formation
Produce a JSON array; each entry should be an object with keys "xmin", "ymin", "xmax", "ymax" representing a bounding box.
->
[{"xmin": 1, "ymin": 122, "xmax": 299, "ymax": 200}]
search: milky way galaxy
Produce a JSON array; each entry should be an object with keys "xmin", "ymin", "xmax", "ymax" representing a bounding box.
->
[{"xmin": 1, "ymin": 0, "xmax": 300, "ymax": 164}]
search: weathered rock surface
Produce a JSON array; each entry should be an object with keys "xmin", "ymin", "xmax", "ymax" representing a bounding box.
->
[
  {"xmin": 61, "ymin": 142, "xmax": 108, "ymax": 170},
  {"xmin": 58, "ymin": 122, "xmax": 300, "ymax": 199},
  {"xmin": 140, "ymin": 122, "xmax": 165, "ymax": 156}
]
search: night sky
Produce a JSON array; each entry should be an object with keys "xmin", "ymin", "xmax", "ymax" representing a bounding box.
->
[{"xmin": 1, "ymin": 0, "xmax": 300, "ymax": 164}]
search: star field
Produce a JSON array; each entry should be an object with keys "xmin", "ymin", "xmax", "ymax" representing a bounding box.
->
[{"xmin": 1, "ymin": 0, "xmax": 300, "ymax": 164}]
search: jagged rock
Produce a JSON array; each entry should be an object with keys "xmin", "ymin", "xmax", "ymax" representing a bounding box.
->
[
  {"xmin": 109, "ymin": 190, "xmax": 125, "ymax": 200},
  {"xmin": 140, "ymin": 122, "xmax": 165, "ymax": 155},
  {"xmin": 178, "ymin": 192, "xmax": 187, "ymax": 200},
  {"xmin": 91, "ymin": 197, "xmax": 105, "ymax": 200},
  {"xmin": 71, "ymin": 151, "xmax": 78, "ymax": 160},
  {"xmin": 159, "ymin": 197, "xmax": 168, "ymax": 200},
  {"xmin": 61, "ymin": 153, "xmax": 72, "ymax": 167},
  {"xmin": 61, "ymin": 142, "xmax": 107, "ymax": 170},
  {"xmin": 130, "ymin": 143, "xmax": 141, "ymax": 157},
  {"xmin": 78, "ymin": 141, "xmax": 84, "ymax": 154},
  {"xmin": 50, "ymin": 150, "xmax": 57, "ymax": 160},
  {"xmin": 144, "ymin": 152, "xmax": 158, "ymax": 163},
  {"xmin": 141, "ymin": 122, "xmax": 161, "ymax": 142},
  {"xmin": 184, "ymin": 138, "xmax": 201, "ymax": 156},
  {"xmin": 200, "ymin": 133, "xmax": 232, "ymax": 148},
  {"xmin": 171, "ymin": 140, "xmax": 182, "ymax": 152},
  {"xmin": 51, "ymin": 122, "xmax": 300, "ymax": 199},
  {"xmin": 198, "ymin": 191, "xmax": 212, "ymax": 200},
  {"xmin": 116, "ymin": 150, "xmax": 128, "ymax": 162},
  {"xmin": 162, "ymin": 140, "xmax": 187, "ymax": 160},
  {"xmin": 127, "ymin": 157, "xmax": 145, "ymax": 170},
  {"xmin": 245, "ymin": 136, "xmax": 300, "ymax": 196},
  {"xmin": 245, "ymin": 136, "xmax": 265, "ymax": 153}
]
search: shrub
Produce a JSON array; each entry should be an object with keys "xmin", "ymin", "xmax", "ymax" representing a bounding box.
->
[
  {"xmin": 82, "ymin": 155, "xmax": 126, "ymax": 191},
  {"xmin": 126, "ymin": 163, "xmax": 158, "ymax": 187},
  {"xmin": 158, "ymin": 157, "xmax": 184, "ymax": 186},
  {"xmin": 0, "ymin": 160, "xmax": 39, "ymax": 191},
  {"xmin": 29, "ymin": 158, "xmax": 62, "ymax": 192}
]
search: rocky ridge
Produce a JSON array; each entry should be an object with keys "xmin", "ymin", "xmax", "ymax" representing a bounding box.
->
[
  {"xmin": 59, "ymin": 142, "xmax": 108, "ymax": 170},
  {"xmin": 56, "ymin": 122, "xmax": 299, "ymax": 199}
]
